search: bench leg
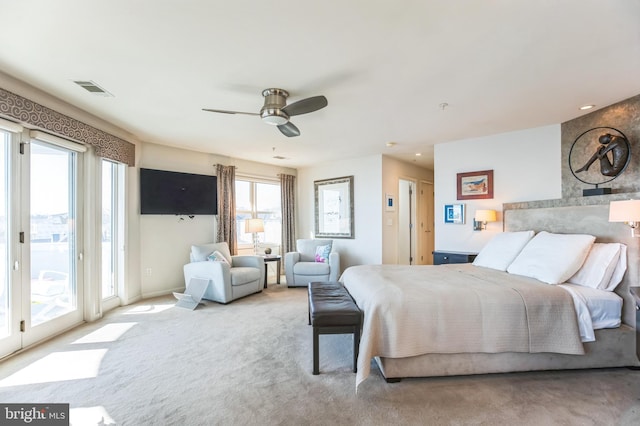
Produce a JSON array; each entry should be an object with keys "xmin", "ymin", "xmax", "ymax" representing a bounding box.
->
[
  {"xmin": 313, "ymin": 327, "xmax": 320, "ymax": 375},
  {"xmin": 353, "ymin": 326, "xmax": 360, "ymax": 373}
]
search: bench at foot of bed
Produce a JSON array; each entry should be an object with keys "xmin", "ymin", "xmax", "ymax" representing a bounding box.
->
[{"xmin": 308, "ymin": 281, "xmax": 362, "ymax": 375}]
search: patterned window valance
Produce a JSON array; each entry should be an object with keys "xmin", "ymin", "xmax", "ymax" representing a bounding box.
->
[{"xmin": 0, "ymin": 87, "xmax": 135, "ymax": 166}]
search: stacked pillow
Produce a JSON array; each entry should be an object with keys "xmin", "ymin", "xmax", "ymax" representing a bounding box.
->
[
  {"xmin": 472, "ymin": 230, "xmax": 534, "ymax": 271},
  {"xmin": 567, "ymin": 243, "xmax": 627, "ymax": 291},
  {"xmin": 506, "ymin": 231, "xmax": 595, "ymax": 285},
  {"xmin": 473, "ymin": 231, "xmax": 627, "ymax": 290}
]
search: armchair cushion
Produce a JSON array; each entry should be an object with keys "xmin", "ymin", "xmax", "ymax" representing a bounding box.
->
[
  {"xmin": 191, "ymin": 243, "xmax": 232, "ymax": 263},
  {"xmin": 294, "ymin": 261, "xmax": 330, "ymax": 276},
  {"xmin": 297, "ymin": 239, "xmax": 332, "ymax": 262},
  {"xmin": 230, "ymin": 267, "xmax": 261, "ymax": 286}
]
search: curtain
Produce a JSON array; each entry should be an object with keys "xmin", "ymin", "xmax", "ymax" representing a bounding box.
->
[
  {"xmin": 216, "ymin": 164, "xmax": 237, "ymax": 254},
  {"xmin": 280, "ymin": 174, "xmax": 296, "ymax": 257}
]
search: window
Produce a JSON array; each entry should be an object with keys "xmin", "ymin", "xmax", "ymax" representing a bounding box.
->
[
  {"xmin": 101, "ymin": 159, "xmax": 125, "ymax": 300},
  {"xmin": 235, "ymin": 179, "xmax": 281, "ymax": 253}
]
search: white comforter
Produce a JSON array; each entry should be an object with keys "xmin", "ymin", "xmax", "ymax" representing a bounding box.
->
[{"xmin": 341, "ymin": 264, "xmax": 585, "ymax": 388}]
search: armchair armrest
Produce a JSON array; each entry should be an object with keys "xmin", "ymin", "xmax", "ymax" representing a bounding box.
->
[
  {"xmin": 284, "ymin": 252, "xmax": 300, "ymax": 286},
  {"xmin": 328, "ymin": 252, "xmax": 340, "ymax": 281},
  {"xmin": 183, "ymin": 261, "xmax": 232, "ymax": 301}
]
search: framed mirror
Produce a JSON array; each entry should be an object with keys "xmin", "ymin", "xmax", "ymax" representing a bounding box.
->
[{"xmin": 314, "ymin": 175, "xmax": 354, "ymax": 239}]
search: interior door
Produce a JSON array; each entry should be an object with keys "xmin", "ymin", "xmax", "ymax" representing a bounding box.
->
[
  {"xmin": 418, "ymin": 181, "xmax": 435, "ymax": 265},
  {"xmin": 21, "ymin": 139, "xmax": 83, "ymax": 347},
  {"xmin": 398, "ymin": 179, "xmax": 416, "ymax": 265}
]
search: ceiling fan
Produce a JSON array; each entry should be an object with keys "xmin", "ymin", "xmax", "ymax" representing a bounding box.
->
[{"xmin": 202, "ymin": 88, "xmax": 327, "ymax": 137}]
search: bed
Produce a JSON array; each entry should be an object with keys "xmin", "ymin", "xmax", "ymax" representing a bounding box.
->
[{"xmin": 340, "ymin": 204, "xmax": 639, "ymax": 387}]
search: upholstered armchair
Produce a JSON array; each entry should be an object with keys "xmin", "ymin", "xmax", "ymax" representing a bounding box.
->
[
  {"xmin": 284, "ymin": 239, "xmax": 340, "ymax": 287},
  {"xmin": 183, "ymin": 242, "xmax": 264, "ymax": 304}
]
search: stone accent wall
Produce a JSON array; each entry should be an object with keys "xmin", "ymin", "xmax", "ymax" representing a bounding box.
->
[
  {"xmin": 507, "ymin": 93, "xmax": 640, "ymax": 211},
  {"xmin": 562, "ymin": 94, "xmax": 640, "ymax": 198}
]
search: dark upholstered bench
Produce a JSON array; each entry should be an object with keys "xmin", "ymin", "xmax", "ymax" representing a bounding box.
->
[{"xmin": 308, "ymin": 281, "xmax": 362, "ymax": 375}]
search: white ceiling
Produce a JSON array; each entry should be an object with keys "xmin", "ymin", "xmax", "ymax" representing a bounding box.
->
[{"xmin": 0, "ymin": 1, "xmax": 639, "ymax": 169}]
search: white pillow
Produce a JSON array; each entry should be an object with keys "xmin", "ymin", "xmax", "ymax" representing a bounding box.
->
[
  {"xmin": 506, "ymin": 231, "xmax": 595, "ymax": 285},
  {"xmin": 472, "ymin": 231, "xmax": 535, "ymax": 271},
  {"xmin": 605, "ymin": 244, "xmax": 627, "ymax": 291},
  {"xmin": 567, "ymin": 243, "xmax": 621, "ymax": 290},
  {"xmin": 191, "ymin": 244, "xmax": 216, "ymax": 262},
  {"xmin": 207, "ymin": 250, "xmax": 230, "ymax": 264}
]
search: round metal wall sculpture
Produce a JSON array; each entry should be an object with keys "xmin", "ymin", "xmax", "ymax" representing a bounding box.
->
[{"xmin": 569, "ymin": 126, "xmax": 631, "ymax": 196}]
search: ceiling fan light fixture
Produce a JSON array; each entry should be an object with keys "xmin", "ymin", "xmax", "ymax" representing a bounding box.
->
[{"xmin": 261, "ymin": 108, "xmax": 289, "ymax": 125}]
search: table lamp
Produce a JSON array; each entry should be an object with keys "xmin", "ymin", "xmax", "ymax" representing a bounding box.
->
[{"xmin": 245, "ymin": 218, "xmax": 265, "ymax": 254}]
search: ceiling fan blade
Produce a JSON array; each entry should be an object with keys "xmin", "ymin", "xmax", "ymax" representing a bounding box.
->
[
  {"xmin": 281, "ymin": 96, "xmax": 328, "ymax": 117},
  {"xmin": 278, "ymin": 122, "xmax": 300, "ymax": 137},
  {"xmin": 202, "ymin": 108, "xmax": 259, "ymax": 116}
]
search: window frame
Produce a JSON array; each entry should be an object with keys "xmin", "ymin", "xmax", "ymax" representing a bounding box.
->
[{"xmin": 235, "ymin": 177, "xmax": 281, "ymax": 254}]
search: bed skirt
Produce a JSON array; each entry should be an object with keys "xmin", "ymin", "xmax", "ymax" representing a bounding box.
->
[{"xmin": 375, "ymin": 325, "xmax": 639, "ymax": 380}]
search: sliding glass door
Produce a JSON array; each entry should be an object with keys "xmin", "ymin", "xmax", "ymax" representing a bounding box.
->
[
  {"xmin": 22, "ymin": 139, "xmax": 83, "ymax": 347},
  {"xmin": 0, "ymin": 128, "xmax": 18, "ymax": 358}
]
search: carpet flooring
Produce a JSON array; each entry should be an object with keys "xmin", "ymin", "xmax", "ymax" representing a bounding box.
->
[{"xmin": 0, "ymin": 283, "xmax": 639, "ymax": 425}]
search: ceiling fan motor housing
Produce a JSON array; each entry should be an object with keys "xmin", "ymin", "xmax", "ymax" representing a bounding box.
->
[{"xmin": 260, "ymin": 88, "xmax": 289, "ymax": 125}]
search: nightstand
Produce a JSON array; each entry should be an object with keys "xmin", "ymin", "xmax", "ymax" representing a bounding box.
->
[{"xmin": 433, "ymin": 250, "xmax": 478, "ymax": 265}]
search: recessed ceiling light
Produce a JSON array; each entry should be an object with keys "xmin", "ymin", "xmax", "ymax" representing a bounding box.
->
[
  {"xmin": 415, "ymin": 153, "xmax": 422, "ymax": 156},
  {"xmin": 579, "ymin": 104, "xmax": 595, "ymax": 110},
  {"xmin": 386, "ymin": 142, "xmax": 397, "ymax": 148}
]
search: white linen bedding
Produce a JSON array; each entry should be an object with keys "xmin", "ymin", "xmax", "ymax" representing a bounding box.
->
[
  {"xmin": 341, "ymin": 263, "xmax": 586, "ymax": 388},
  {"xmin": 558, "ymin": 283, "xmax": 622, "ymax": 342}
]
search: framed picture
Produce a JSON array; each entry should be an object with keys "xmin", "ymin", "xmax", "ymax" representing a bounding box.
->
[
  {"xmin": 314, "ymin": 176, "xmax": 355, "ymax": 239},
  {"xmin": 457, "ymin": 170, "xmax": 494, "ymax": 200},
  {"xmin": 444, "ymin": 204, "xmax": 465, "ymax": 224}
]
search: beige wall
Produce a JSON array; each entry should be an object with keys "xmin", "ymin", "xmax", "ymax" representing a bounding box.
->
[
  {"xmin": 296, "ymin": 154, "xmax": 434, "ymax": 271},
  {"xmin": 381, "ymin": 156, "xmax": 434, "ymax": 264},
  {"xmin": 434, "ymin": 124, "xmax": 562, "ymax": 253},
  {"xmin": 138, "ymin": 142, "xmax": 296, "ymax": 298},
  {"xmin": 297, "ymin": 155, "xmax": 383, "ymax": 271}
]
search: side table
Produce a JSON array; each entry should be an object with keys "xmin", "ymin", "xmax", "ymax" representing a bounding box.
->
[
  {"xmin": 263, "ymin": 255, "xmax": 282, "ymax": 288},
  {"xmin": 433, "ymin": 250, "xmax": 478, "ymax": 265}
]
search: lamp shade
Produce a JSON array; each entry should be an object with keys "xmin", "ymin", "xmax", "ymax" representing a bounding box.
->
[
  {"xmin": 245, "ymin": 218, "xmax": 264, "ymax": 233},
  {"xmin": 475, "ymin": 209, "xmax": 497, "ymax": 222},
  {"xmin": 609, "ymin": 200, "xmax": 640, "ymax": 222}
]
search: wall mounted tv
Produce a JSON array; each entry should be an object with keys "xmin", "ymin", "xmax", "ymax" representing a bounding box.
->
[{"xmin": 140, "ymin": 168, "xmax": 217, "ymax": 215}]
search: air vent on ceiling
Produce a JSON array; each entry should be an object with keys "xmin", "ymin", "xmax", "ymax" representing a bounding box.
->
[{"xmin": 73, "ymin": 80, "xmax": 113, "ymax": 97}]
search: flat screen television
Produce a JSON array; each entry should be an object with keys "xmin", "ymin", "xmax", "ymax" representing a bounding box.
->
[{"xmin": 140, "ymin": 168, "xmax": 217, "ymax": 215}]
